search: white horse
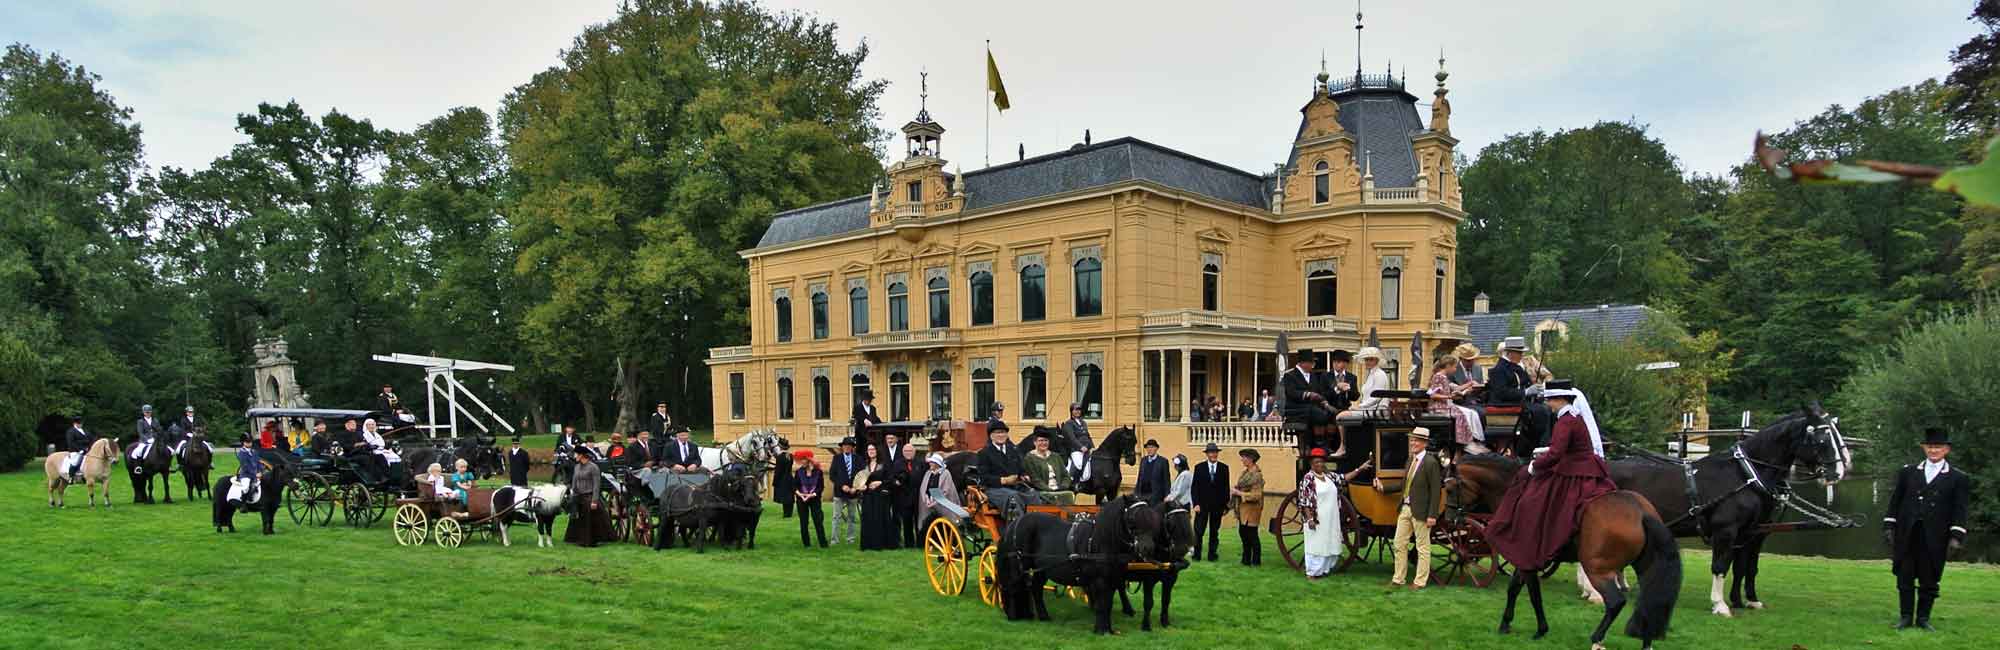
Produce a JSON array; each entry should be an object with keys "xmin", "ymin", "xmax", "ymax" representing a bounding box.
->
[
  {"xmin": 45, "ymin": 438, "xmax": 122, "ymax": 508},
  {"xmin": 493, "ymin": 483, "xmax": 569, "ymax": 547},
  {"xmin": 715, "ymin": 428, "xmax": 785, "ymax": 471}
]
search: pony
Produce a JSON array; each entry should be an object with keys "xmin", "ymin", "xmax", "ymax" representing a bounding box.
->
[
  {"xmin": 44, "ymin": 438, "xmax": 121, "ymax": 508},
  {"xmin": 997, "ymin": 495, "xmax": 1161, "ymax": 634},
  {"xmin": 212, "ymin": 460, "xmax": 289, "ymax": 535},
  {"xmin": 1118, "ymin": 498, "xmax": 1192, "ymax": 631},
  {"xmin": 1452, "ymin": 454, "xmax": 1682, "ymax": 650},
  {"xmin": 709, "ymin": 464, "xmax": 767, "ymax": 549},
  {"xmin": 179, "ymin": 433, "xmax": 214, "ymax": 501},
  {"xmin": 124, "ymin": 433, "xmax": 176, "ymax": 504},
  {"xmin": 493, "ymin": 483, "xmax": 570, "ymax": 547},
  {"xmin": 1605, "ymin": 403, "xmax": 1849, "ymax": 617},
  {"xmin": 1036, "ymin": 425, "xmax": 1138, "ymax": 504}
]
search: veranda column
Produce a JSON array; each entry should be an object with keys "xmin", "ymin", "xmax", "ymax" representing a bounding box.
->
[
  {"xmin": 1179, "ymin": 347, "xmax": 1193, "ymax": 424},
  {"xmin": 1225, "ymin": 350, "xmax": 1235, "ymax": 420}
]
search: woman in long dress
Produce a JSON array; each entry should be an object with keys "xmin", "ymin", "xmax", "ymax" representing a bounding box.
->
[
  {"xmin": 1353, "ymin": 347, "xmax": 1392, "ymax": 413},
  {"xmin": 563, "ymin": 449, "xmax": 614, "ymax": 547},
  {"xmin": 1427, "ymin": 356, "xmax": 1486, "ymax": 457},
  {"xmin": 858, "ymin": 443, "xmax": 900, "ymax": 550},
  {"xmin": 1297, "ymin": 448, "xmax": 1371, "ymax": 579}
]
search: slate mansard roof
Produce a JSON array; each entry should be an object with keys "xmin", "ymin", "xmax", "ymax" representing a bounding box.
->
[
  {"xmin": 754, "ymin": 138, "xmax": 1267, "ymax": 249},
  {"xmin": 1285, "ymin": 84, "xmax": 1427, "ymax": 189},
  {"xmin": 1463, "ymin": 304, "xmax": 1658, "ymax": 352}
]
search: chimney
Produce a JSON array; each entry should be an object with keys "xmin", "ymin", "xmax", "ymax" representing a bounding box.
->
[{"xmin": 1473, "ymin": 292, "xmax": 1490, "ymax": 314}]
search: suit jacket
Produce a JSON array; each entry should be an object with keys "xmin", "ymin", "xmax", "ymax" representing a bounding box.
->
[
  {"xmin": 175, "ymin": 416, "xmax": 200, "ymax": 434},
  {"xmin": 648, "ymin": 412, "xmax": 672, "ymax": 437},
  {"xmin": 976, "ymin": 442, "xmax": 1026, "ymax": 488},
  {"xmin": 1134, "ymin": 455, "xmax": 1170, "ymax": 501},
  {"xmin": 1885, "ymin": 461, "xmax": 1972, "ymax": 573},
  {"xmin": 135, "ymin": 416, "xmax": 163, "ymax": 441},
  {"xmin": 662, "ymin": 440, "xmax": 701, "ymax": 468},
  {"xmin": 828, "ymin": 451, "xmax": 863, "ymax": 499},
  {"xmin": 1449, "ymin": 361, "xmax": 1485, "ymax": 385},
  {"xmin": 506, "ymin": 448, "xmax": 531, "ymax": 486},
  {"xmin": 1329, "ymin": 370, "xmax": 1359, "ymax": 409},
  {"xmin": 333, "ymin": 428, "xmax": 365, "ymax": 454},
  {"xmin": 1279, "ymin": 366, "xmax": 1330, "ymax": 419},
  {"xmin": 1190, "ymin": 460, "xmax": 1231, "ymax": 509},
  {"xmin": 624, "ymin": 440, "xmax": 655, "ymax": 466},
  {"xmin": 554, "ymin": 433, "xmax": 584, "ymax": 455},
  {"xmin": 1402, "ymin": 450, "xmax": 1444, "ymax": 518},
  {"xmin": 375, "ymin": 392, "xmax": 399, "ymax": 414},
  {"xmin": 852, "ymin": 402, "xmax": 882, "ymax": 440},
  {"xmin": 1486, "ymin": 358, "xmax": 1532, "ymax": 405},
  {"xmin": 66, "ymin": 426, "xmax": 94, "ymax": 453}
]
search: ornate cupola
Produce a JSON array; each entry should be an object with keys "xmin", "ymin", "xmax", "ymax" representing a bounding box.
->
[
  {"xmin": 875, "ymin": 71, "xmax": 962, "ymax": 229},
  {"xmin": 1282, "ymin": 52, "xmax": 1362, "ymax": 214},
  {"xmin": 1410, "ymin": 50, "xmax": 1461, "ymax": 208}
]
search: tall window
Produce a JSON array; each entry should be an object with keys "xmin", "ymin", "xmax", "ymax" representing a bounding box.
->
[
  {"xmin": 1313, "ymin": 160, "xmax": 1330, "ymax": 204},
  {"xmin": 972, "ymin": 367, "xmax": 996, "ymax": 420},
  {"xmin": 889, "ymin": 371, "xmax": 911, "ymax": 421},
  {"xmin": 812, "ymin": 375, "xmax": 831, "ymax": 420},
  {"xmin": 927, "ymin": 274, "xmax": 951, "ymax": 328},
  {"xmin": 888, "ymin": 280, "xmax": 909, "ymax": 332},
  {"xmin": 1021, "ymin": 366, "xmax": 1047, "ymax": 420},
  {"xmin": 810, "ymin": 290, "xmax": 828, "ymax": 339},
  {"xmin": 1073, "ymin": 258, "xmax": 1102, "ymax": 317},
  {"xmin": 906, "ymin": 181, "xmax": 922, "ymax": 203},
  {"xmin": 1020, "ymin": 264, "xmax": 1046, "ymax": 322},
  {"xmin": 970, "ymin": 270, "xmax": 994, "ymax": 326},
  {"xmin": 1434, "ymin": 258, "xmax": 1449, "ymax": 320},
  {"xmin": 1381, "ymin": 256, "xmax": 1403, "ymax": 321},
  {"xmin": 774, "ymin": 295, "xmax": 792, "ymax": 342},
  {"xmin": 1201, "ymin": 261, "xmax": 1220, "ymax": 311},
  {"xmin": 851, "ymin": 373, "xmax": 871, "ymax": 412},
  {"xmin": 728, "ymin": 373, "xmax": 745, "ymax": 420},
  {"xmin": 776, "ymin": 376, "xmax": 795, "ymax": 420},
  {"xmin": 929, "ymin": 369, "xmax": 952, "ymax": 421},
  {"xmin": 1075, "ymin": 362, "xmax": 1103, "ymax": 419},
  {"xmin": 848, "ymin": 284, "xmax": 869, "ymax": 335},
  {"xmin": 1306, "ymin": 263, "xmax": 1338, "ymax": 316}
]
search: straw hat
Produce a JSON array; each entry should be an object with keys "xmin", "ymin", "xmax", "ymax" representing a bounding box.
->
[{"xmin": 1453, "ymin": 343, "xmax": 1481, "ymax": 360}]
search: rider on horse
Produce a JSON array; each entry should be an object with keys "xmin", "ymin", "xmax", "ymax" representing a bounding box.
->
[
  {"xmin": 1061, "ymin": 403, "xmax": 1094, "ymax": 483},
  {"xmin": 228, "ymin": 434, "xmax": 264, "ymax": 505},
  {"xmin": 64, "ymin": 415, "xmax": 94, "ymax": 481},
  {"xmin": 1484, "ymin": 382, "xmax": 1615, "ymax": 572}
]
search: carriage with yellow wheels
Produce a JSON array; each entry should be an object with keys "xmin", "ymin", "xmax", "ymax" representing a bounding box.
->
[
  {"xmin": 390, "ymin": 478, "xmax": 527, "ymax": 548},
  {"xmin": 1266, "ymin": 395, "xmax": 1509, "ymax": 586},
  {"xmin": 922, "ymin": 483, "xmax": 1131, "ymax": 607}
]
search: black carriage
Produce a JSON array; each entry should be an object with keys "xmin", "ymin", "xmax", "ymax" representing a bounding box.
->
[{"xmin": 248, "ymin": 407, "xmax": 417, "ymax": 528}]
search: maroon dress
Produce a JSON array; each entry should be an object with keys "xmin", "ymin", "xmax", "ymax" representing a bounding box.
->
[{"xmin": 1485, "ymin": 411, "xmax": 1616, "ymax": 571}]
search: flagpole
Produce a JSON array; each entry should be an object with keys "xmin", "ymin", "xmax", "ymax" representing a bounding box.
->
[{"xmin": 984, "ymin": 39, "xmax": 991, "ymax": 168}]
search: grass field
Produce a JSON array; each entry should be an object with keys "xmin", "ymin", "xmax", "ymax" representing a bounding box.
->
[{"xmin": 3, "ymin": 451, "xmax": 1992, "ymax": 650}]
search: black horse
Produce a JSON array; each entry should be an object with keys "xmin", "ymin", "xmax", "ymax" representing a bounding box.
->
[
  {"xmin": 1039, "ymin": 425, "xmax": 1137, "ymax": 503},
  {"xmin": 1607, "ymin": 403, "xmax": 1849, "ymax": 617},
  {"xmin": 124, "ymin": 434, "xmax": 175, "ymax": 504},
  {"xmin": 710, "ymin": 465, "xmax": 766, "ymax": 550},
  {"xmin": 1118, "ymin": 499, "xmax": 1192, "ymax": 630},
  {"xmin": 403, "ymin": 437, "xmax": 505, "ymax": 480},
  {"xmin": 213, "ymin": 462, "xmax": 289, "ymax": 535},
  {"xmin": 997, "ymin": 495, "xmax": 1160, "ymax": 634},
  {"xmin": 179, "ymin": 433, "xmax": 214, "ymax": 501}
]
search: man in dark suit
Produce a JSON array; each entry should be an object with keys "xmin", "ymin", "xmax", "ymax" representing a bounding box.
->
[
  {"xmin": 828, "ymin": 436, "xmax": 863, "ymax": 544},
  {"xmin": 1325, "ymin": 350, "xmax": 1360, "ymax": 410},
  {"xmin": 977, "ymin": 426, "xmax": 1036, "ymax": 513},
  {"xmin": 626, "ymin": 429, "xmax": 656, "ymax": 469},
  {"xmin": 662, "ymin": 429, "xmax": 701, "ymax": 473},
  {"xmin": 1884, "ymin": 427, "xmax": 1972, "ymax": 631},
  {"xmin": 648, "ymin": 402, "xmax": 672, "ymax": 438},
  {"xmin": 1190, "ymin": 442, "xmax": 1231, "ymax": 561},
  {"xmin": 375, "ymin": 384, "xmax": 400, "ymax": 414},
  {"xmin": 551, "ymin": 424, "xmax": 584, "ymax": 483},
  {"xmin": 852, "ymin": 388, "xmax": 882, "ymax": 442},
  {"xmin": 1281, "ymin": 349, "xmax": 1343, "ymax": 479},
  {"xmin": 1486, "ymin": 337, "xmax": 1552, "ymax": 456},
  {"xmin": 1134, "ymin": 439, "xmax": 1169, "ymax": 502},
  {"xmin": 506, "ymin": 437, "xmax": 531, "ymax": 487}
]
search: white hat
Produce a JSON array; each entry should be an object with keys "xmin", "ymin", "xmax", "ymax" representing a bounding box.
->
[
  {"xmin": 1355, "ymin": 346, "xmax": 1384, "ymax": 362},
  {"xmin": 926, "ymin": 452, "xmax": 946, "ymax": 467}
]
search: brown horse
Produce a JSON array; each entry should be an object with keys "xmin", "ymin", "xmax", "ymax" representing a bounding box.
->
[
  {"xmin": 1451, "ymin": 454, "xmax": 1682, "ymax": 650},
  {"xmin": 45, "ymin": 438, "xmax": 122, "ymax": 508}
]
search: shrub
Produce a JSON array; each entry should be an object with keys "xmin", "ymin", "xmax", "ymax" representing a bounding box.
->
[{"xmin": 1542, "ymin": 331, "xmax": 1679, "ymax": 449}]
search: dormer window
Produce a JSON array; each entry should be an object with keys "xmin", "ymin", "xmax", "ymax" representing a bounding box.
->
[
  {"xmin": 907, "ymin": 181, "xmax": 922, "ymax": 204},
  {"xmin": 1313, "ymin": 161, "xmax": 1330, "ymax": 204}
]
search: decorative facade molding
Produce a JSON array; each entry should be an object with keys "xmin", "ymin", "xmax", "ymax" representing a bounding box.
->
[
  {"xmin": 846, "ymin": 277, "xmax": 867, "ymax": 293},
  {"xmin": 775, "ymin": 368, "xmax": 794, "ymax": 380},
  {"xmin": 1072, "ymin": 351, "xmax": 1105, "ymax": 369},
  {"xmin": 970, "ymin": 357, "xmax": 996, "ymax": 374},
  {"xmin": 771, "ymin": 286, "xmax": 791, "ymax": 301},
  {"xmin": 1305, "ymin": 258, "xmax": 1337, "ymax": 276},
  {"xmin": 1018, "ymin": 354, "xmax": 1048, "ymax": 371},
  {"xmin": 924, "ymin": 266, "xmax": 949, "ymax": 283},
  {"xmin": 1201, "ymin": 252, "xmax": 1223, "ymax": 269},
  {"xmin": 810, "ymin": 366, "xmax": 829, "ymax": 380},
  {"xmin": 927, "ymin": 359, "xmax": 953, "ymax": 375},
  {"xmin": 884, "ymin": 272, "xmax": 909, "ymax": 289},
  {"xmin": 888, "ymin": 362, "xmax": 910, "ymax": 377},
  {"xmin": 848, "ymin": 364, "xmax": 872, "ymax": 380},
  {"xmin": 966, "ymin": 260, "xmax": 994, "ymax": 277},
  {"xmin": 808, "ymin": 282, "xmax": 827, "ymax": 298},
  {"xmin": 1015, "ymin": 252, "xmax": 1046, "ymax": 272},
  {"xmin": 1380, "ymin": 255, "xmax": 1405, "ymax": 272},
  {"xmin": 1068, "ymin": 245, "xmax": 1104, "ymax": 266}
]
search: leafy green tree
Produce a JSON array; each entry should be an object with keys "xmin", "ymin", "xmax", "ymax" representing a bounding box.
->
[
  {"xmin": 1944, "ymin": 0, "xmax": 2000, "ymax": 134},
  {"xmin": 501, "ymin": 0, "xmax": 886, "ymax": 432},
  {"xmin": 1542, "ymin": 332, "xmax": 1678, "ymax": 449}
]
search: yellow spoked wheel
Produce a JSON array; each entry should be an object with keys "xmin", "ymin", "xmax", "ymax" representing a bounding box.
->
[
  {"xmin": 924, "ymin": 518, "xmax": 968, "ymax": 596},
  {"xmin": 978, "ymin": 546, "xmax": 1003, "ymax": 608},
  {"xmin": 433, "ymin": 517, "xmax": 465, "ymax": 548},
  {"xmin": 392, "ymin": 504, "xmax": 428, "ymax": 546}
]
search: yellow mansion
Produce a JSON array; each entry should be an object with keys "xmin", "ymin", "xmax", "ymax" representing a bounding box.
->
[{"xmin": 709, "ymin": 63, "xmax": 1470, "ymax": 468}]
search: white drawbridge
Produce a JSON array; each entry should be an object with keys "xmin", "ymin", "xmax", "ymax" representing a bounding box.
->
[{"xmin": 371, "ymin": 353, "xmax": 517, "ymax": 438}]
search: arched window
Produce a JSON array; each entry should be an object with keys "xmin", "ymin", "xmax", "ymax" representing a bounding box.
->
[
  {"xmin": 851, "ymin": 373, "xmax": 872, "ymax": 409},
  {"xmin": 1306, "ymin": 261, "xmax": 1337, "ymax": 317},
  {"xmin": 970, "ymin": 270, "xmax": 994, "ymax": 326},
  {"xmin": 774, "ymin": 296, "xmax": 793, "ymax": 342},
  {"xmin": 810, "ymin": 290, "xmax": 828, "ymax": 340},
  {"xmin": 887, "ymin": 280, "xmax": 909, "ymax": 332},
  {"xmin": 1020, "ymin": 366, "xmax": 1047, "ymax": 420},
  {"xmin": 889, "ymin": 371, "xmax": 911, "ymax": 421},
  {"xmin": 1381, "ymin": 256, "xmax": 1403, "ymax": 321},
  {"xmin": 1019, "ymin": 264, "xmax": 1046, "ymax": 322},
  {"xmin": 1073, "ymin": 258, "xmax": 1102, "ymax": 317},
  {"xmin": 1313, "ymin": 160, "xmax": 1330, "ymax": 204},
  {"xmin": 972, "ymin": 367, "xmax": 996, "ymax": 420},
  {"xmin": 927, "ymin": 274, "xmax": 951, "ymax": 329},
  {"xmin": 1201, "ymin": 261, "xmax": 1221, "ymax": 311},
  {"xmin": 928, "ymin": 369, "xmax": 952, "ymax": 421},
  {"xmin": 1434, "ymin": 258, "xmax": 1449, "ymax": 320},
  {"xmin": 776, "ymin": 377, "xmax": 795, "ymax": 420},
  {"xmin": 1074, "ymin": 362, "xmax": 1103, "ymax": 419},
  {"xmin": 848, "ymin": 284, "xmax": 869, "ymax": 335},
  {"xmin": 812, "ymin": 375, "xmax": 831, "ymax": 420}
]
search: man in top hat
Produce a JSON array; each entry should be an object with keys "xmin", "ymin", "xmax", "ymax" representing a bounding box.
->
[
  {"xmin": 828, "ymin": 436, "xmax": 864, "ymax": 544},
  {"xmin": 853, "ymin": 388, "xmax": 882, "ymax": 442},
  {"xmin": 63, "ymin": 415, "xmax": 94, "ymax": 481},
  {"xmin": 662, "ymin": 428, "xmax": 701, "ymax": 473},
  {"xmin": 1884, "ymin": 427, "xmax": 1972, "ymax": 631},
  {"xmin": 648, "ymin": 402, "xmax": 673, "ymax": 438},
  {"xmin": 1281, "ymin": 349, "xmax": 1344, "ymax": 479},
  {"xmin": 985, "ymin": 401, "xmax": 1011, "ymax": 437},
  {"xmin": 1060, "ymin": 402, "xmax": 1095, "ymax": 483},
  {"xmin": 506, "ymin": 436, "xmax": 531, "ymax": 487},
  {"xmin": 229, "ymin": 434, "xmax": 264, "ymax": 506},
  {"xmin": 1487, "ymin": 336, "xmax": 1553, "ymax": 457},
  {"xmin": 133, "ymin": 404, "xmax": 163, "ymax": 459},
  {"xmin": 375, "ymin": 384, "xmax": 400, "ymax": 415},
  {"xmin": 551, "ymin": 423, "xmax": 584, "ymax": 483},
  {"xmin": 977, "ymin": 423, "xmax": 1040, "ymax": 514},
  {"xmin": 1189, "ymin": 442, "xmax": 1232, "ymax": 561},
  {"xmin": 1134, "ymin": 439, "xmax": 1170, "ymax": 502},
  {"xmin": 1390, "ymin": 427, "xmax": 1444, "ymax": 589}
]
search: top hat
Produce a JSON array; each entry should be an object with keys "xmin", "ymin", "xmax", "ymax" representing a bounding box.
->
[
  {"xmin": 141, "ymin": 404, "xmax": 154, "ymax": 412},
  {"xmin": 1143, "ymin": 438, "xmax": 1160, "ymax": 448},
  {"xmin": 510, "ymin": 436, "xmax": 523, "ymax": 444},
  {"xmin": 1329, "ymin": 350, "xmax": 1353, "ymax": 363},
  {"xmin": 1408, "ymin": 427, "xmax": 1432, "ymax": 442},
  {"xmin": 1922, "ymin": 427, "xmax": 1951, "ymax": 446},
  {"xmin": 1545, "ymin": 379, "xmax": 1574, "ymax": 391},
  {"xmin": 1500, "ymin": 337, "xmax": 1529, "ymax": 353},
  {"xmin": 839, "ymin": 436, "xmax": 858, "ymax": 447},
  {"xmin": 858, "ymin": 388, "xmax": 875, "ymax": 401},
  {"xmin": 1293, "ymin": 349, "xmax": 1316, "ymax": 361},
  {"xmin": 1202, "ymin": 442, "xmax": 1222, "ymax": 453}
]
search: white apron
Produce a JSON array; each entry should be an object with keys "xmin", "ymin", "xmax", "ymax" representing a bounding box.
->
[{"xmin": 1303, "ymin": 474, "xmax": 1344, "ymax": 558}]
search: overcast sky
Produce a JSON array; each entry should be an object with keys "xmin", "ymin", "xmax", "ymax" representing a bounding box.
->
[{"xmin": 7, "ymin": 0, "xmax": 1982, "ymax": 179}]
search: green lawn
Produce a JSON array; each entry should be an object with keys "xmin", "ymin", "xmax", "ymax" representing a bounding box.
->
[{"xmin": 3, "ymin": 453, "xmax": 1991, "ymax": 649}]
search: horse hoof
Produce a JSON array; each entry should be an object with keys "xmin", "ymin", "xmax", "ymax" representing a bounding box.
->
[
  {"xmin": 1746, "ymin": 601, "xmax": 1765, "ymax": 610},
  {"xmin": 1592, "ymin": 644, "xmax": 1607, "ymax": 650},
  {"xmin": 1587, "ymin": 595, "xmax": 1604, "ymax": 606},
  {"xmin": 1711, "ymin": 603, "xmax": 1733, "ymax": 617},
  {"xmin": 1497, "ymin": 625, "xmax": 1511, "ymax": 635},
  {"xmin": 1531, "ymin": 627, "xmax": 1548, "ymax": 640}
]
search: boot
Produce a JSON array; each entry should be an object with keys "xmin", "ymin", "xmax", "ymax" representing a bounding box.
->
[
  {"xmin": 1916, "ymin": 594, "xmax": 1937, "ymax": 631},
  {"xmin": 1894, "ymin": 589, "xmax": 1914, "ymax": 630}
]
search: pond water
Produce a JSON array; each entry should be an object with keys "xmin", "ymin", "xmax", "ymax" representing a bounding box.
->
[{"xmin": 1756, "ymin": 477, "xmax": 1996, "ymax": 564}]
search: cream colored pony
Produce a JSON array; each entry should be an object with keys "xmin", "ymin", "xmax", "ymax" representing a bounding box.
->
[{"xmin": 45, "ymin": 438, "xmax": 122, "ymax": 508}]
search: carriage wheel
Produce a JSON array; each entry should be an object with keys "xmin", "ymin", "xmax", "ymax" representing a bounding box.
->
[
  {"xmin": 393, "ymin": 504, "xmax": 429, "ymax": 546},
  {"xmin": 631, "ymin": 501, "xmax": 654, "ymax": 547},
  {"xmin": 434, "ymin": 517, "xmax": 465, "ymax": 548},
  {"xmin": 1442, "ymin": 514, "xmax": 1507, "ymax": 587},
  {"xmin": 1268, "ymin": 491, "xmax": 1309, "ymax": 571},
  {"xmin": 977, "ymin": 546, "xmax": 1003, "ymax": 608},
  {"xmin": 367, "ymin": 488, "xmax": 391, "ymax": 526},
  {"xmin": 342, "ymin": 485, "xmax": 373, "ymax": 527},
  {"xmin": 607, "ymin": 497, "xmax": 630, "ymax": 543},
  {"xmin": 286, "ymin": 475, "xmax": 326, "ymax": 526},
  {"xmin": 923, "ymin": 518, "xmax": 968, "ymax": 596}
]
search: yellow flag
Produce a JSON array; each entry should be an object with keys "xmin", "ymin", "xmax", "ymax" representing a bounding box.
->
[{"xmin": 987, "ymin": 50, "xmax": 1010, "ymax": 112}]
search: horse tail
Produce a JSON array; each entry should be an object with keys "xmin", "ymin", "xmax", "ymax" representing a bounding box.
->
[{"xmin": 1624, "ymin": 511, "xmax": 1681, "ymax": 641}]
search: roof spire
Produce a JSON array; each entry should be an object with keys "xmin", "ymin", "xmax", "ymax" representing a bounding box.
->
[
  {"xmin": 1317, "ymin": 48, "xmax": 1329, "ymax": 87},
  {"xmin": 1354, "ymin": 1, "xmax": 1364, "ymax": 78},
  {"xmin": 1435, "ymin": 47, "xmax": 1449, "ymax": 88},
  {"xmin": 919, "ymin": 68, "xmax": 929, "ymax": 113}
]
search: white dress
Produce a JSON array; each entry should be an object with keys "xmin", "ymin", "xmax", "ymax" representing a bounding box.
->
[
  {"xmin": 1302, "ymin": 472, "xmax": 1345, "ymax": 575},
  {"xmin": 1355, "ymin": 368, "xmax": 1392, "ymax": 412}
]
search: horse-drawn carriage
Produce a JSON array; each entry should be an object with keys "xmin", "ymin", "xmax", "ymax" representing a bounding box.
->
[
  {"xmin": 1268, "ymin": 394, "xmax": 1509, "ymax": 586},
  {"xmin": 390, "ymin": 479, "xmax": 530, "ymax": 548}
]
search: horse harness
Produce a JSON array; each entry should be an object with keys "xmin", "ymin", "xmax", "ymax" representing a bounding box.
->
[{"xmin": 1657, "ymin": 443, "xmax": 1849, "ymax": 543}]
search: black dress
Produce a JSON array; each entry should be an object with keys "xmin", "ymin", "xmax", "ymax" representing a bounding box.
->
[
  {"xmin": 772, "ymin": 452, "xmax": 795, "ymax": 517},
  {"xmin": 860, "ymin": 462, "xmax": 901, "ymax": 550}
]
